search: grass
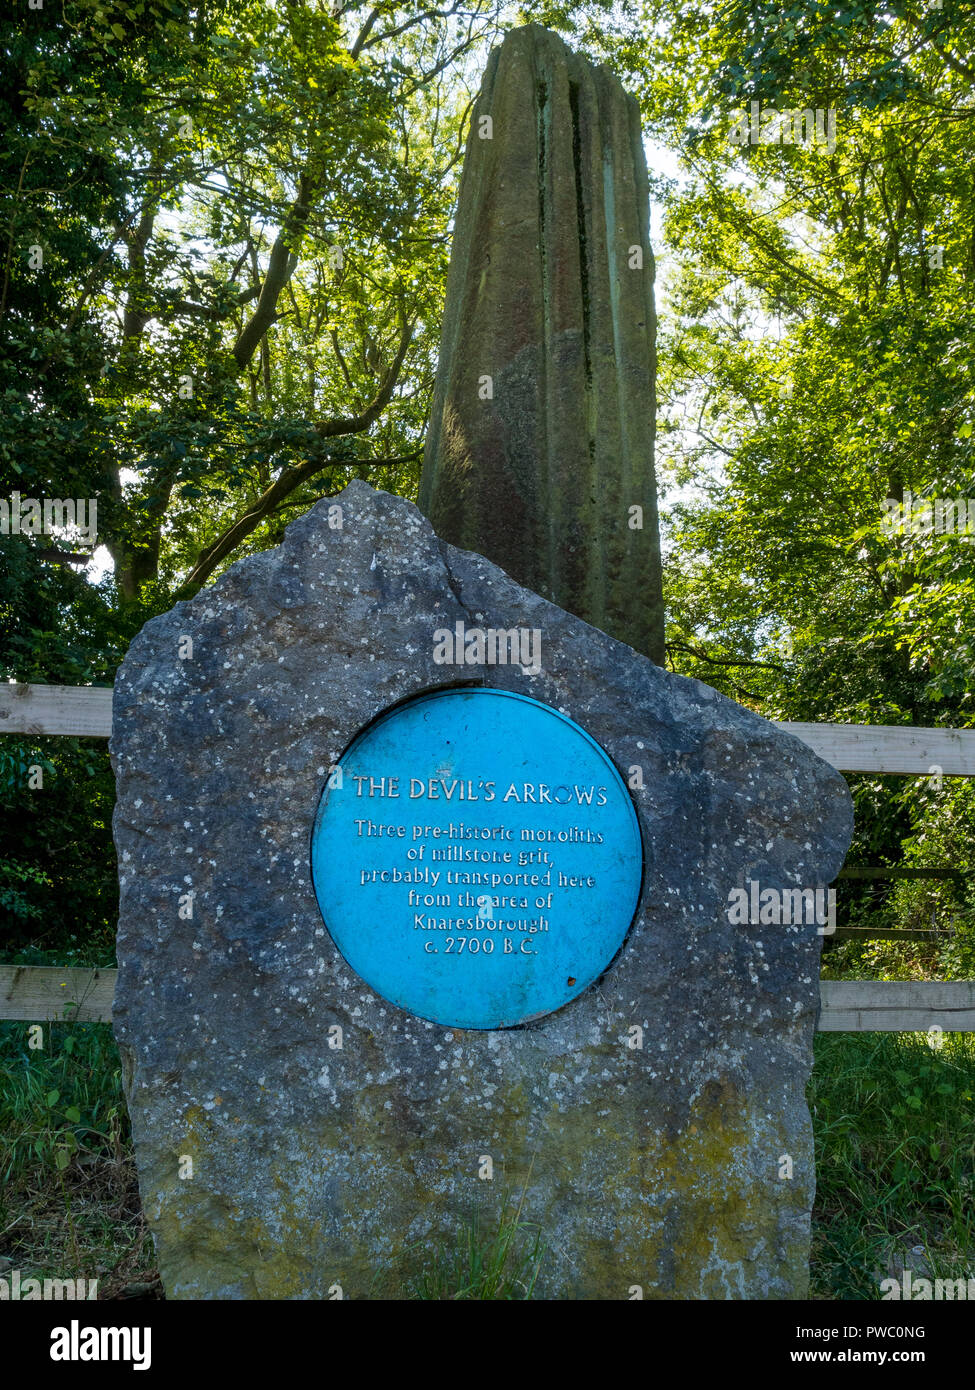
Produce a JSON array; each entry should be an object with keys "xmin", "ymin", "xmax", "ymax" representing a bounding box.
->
[
  {"xmin": 2, "ymin": 1019, "xmax": 973, "ymax": 1300},
  {"xmin": 0, "ymin": 1019, "xmax": 159, "ymax": 1299},
  {"xmin": 810, "ymin": 1031, "xmax": 975, "ymax": 1299},
  {"xmin": 409, "ymin": 1173, "xmax": 545, "ymax": 1299}
]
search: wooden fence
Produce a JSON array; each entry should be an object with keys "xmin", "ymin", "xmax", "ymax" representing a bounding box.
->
[
  {"xmin": 3, "ymin": 964, "xmax": 973, "ymax": 1032},
  {"xmin": 2, "ymin": 682, "xmax": 974, "ymax": 1032}
]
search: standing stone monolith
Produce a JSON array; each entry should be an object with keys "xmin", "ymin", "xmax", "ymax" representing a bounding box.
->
[
  {"xmin": 112, "ymin": 480, "xmax": 852, "ymax": 1300},
  {"xmin": 418, "ymin": 25, "xmax": 665, "ymax": 664}
]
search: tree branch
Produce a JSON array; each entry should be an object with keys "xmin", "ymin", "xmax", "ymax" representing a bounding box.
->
[
  {"xmin": 329, "ymin": 326, "xmax": 356, "ymax": 396},
  {"xmin": 36, "ymin": 212, "xmax": 138, "ymax": 377},
  {"xmin": 350, "ymin": 7, "xmax": 381, "ymax": 59},
  {"xmin": 35, "ymin": 547, "xmax": 92, "ymax": 567},
  {"xmin": 666, "ymin": 640, "xmax": 790, "ymax": 678},
  {"xmin": 232, "ymin": 175, "xmax": 314, "ymax": 370},
  {"xmin": 164, "ymin": 284, "xmax": 261, "ymax": 321},
  {"xmin": 359, "ymin": 6, "xmax": 457, "ymax": 53},
  {"xmin": 313, "ymin": 313, "xmax": 416, "ymax": 435},
  {"xmin": 181, "ymin": 316, "xmax": 417, "ymax": 589}
]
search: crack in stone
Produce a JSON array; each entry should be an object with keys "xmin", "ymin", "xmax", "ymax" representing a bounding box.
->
[{"xmin": 435, "ymin": 535, "xmax": 478, "ymax": 634}]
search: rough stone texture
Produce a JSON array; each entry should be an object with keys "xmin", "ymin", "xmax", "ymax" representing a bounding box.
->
[
  {"xmin": 418, "ymin": 25, "xmax": 665, "ymax": 664},
  {"xmin": 112, "ymin": 481, "xmax": 852, "ymax": 1300}
]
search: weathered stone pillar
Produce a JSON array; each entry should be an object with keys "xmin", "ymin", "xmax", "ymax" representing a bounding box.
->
[{"xmin": 418, "ymin": 24, "xmax": 665, "ymax": 664}]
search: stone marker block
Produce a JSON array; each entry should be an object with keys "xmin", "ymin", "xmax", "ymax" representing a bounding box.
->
[{"xmin": 111, "ymin": 480, "xmax": 852, "ymax": 1299}]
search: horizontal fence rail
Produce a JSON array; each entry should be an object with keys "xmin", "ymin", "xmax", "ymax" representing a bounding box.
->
[
  {"xmin": 778, "ymin": 720, "xmax": 975, "ymax": 775},
  {"xmin": 2, "ymin": 685, "xmax": 974, "ymax": 1031},
  {"xmin": 4, "ymin": 683, "xmax": 975, "ymax": 774},
  {"xmin": 0, "ymin": 683, "xmax": 113, "ymax": 738},
  {"xmin": 3, "ymin": 967, "xmax": 975, "ymax": 1033},
  {"xmin": 818, "ymin": 981, "xmax": 975, "ymax": 1032},
  {"xmin": 0, "ymin": 965, "xmax": 116, "ymax": 1023}
]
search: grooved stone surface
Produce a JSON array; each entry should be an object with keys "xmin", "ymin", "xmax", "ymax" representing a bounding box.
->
[
  {"xmin": 111, "ymin": 480, "xmax": 852, "ymax": 1300},
  {"xmin": 418, "ymin": 24, "xmax": 665, "ymax": 663}
]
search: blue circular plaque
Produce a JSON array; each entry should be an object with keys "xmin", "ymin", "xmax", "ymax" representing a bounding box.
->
[{"xmin": 311, "ymin": 688, "xmax": 642, "ymax": 1029}]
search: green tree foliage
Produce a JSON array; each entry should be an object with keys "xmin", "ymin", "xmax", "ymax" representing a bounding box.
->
[
  {"xmin": 3, "ymin": 0, "xmax": 510, "ymax": 605},
  {"xmin": 617, "ymin": 0, "xmax": 975, "ymax": 969}
]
